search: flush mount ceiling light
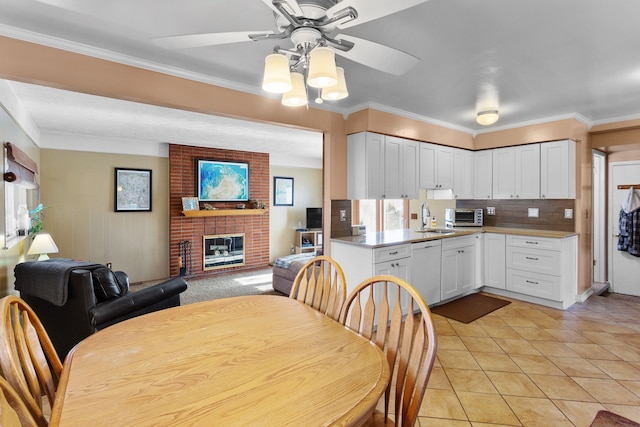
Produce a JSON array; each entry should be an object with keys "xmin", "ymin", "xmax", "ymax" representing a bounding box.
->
[{"xmin": 477, "ymin": 110, "xmax": 499, "ymax": 126}]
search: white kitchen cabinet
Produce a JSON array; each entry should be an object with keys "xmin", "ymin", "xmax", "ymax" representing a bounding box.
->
[
  {"xmin": 347, "ymin": 132, "xmax": 384, "ymax": 199},
  {"xmin": 540, "ymin": 139, "xmax": 575, "ymax": 199},
  {"xmin": 419, "ymin": 143, "xmax": 454, "ymax": 190},
  {"xmin": 473, "ymin": 150, "xmax": 493, "ymax": 199},
  {"xmin": 492, "ymin": 145, "xmax": 540, "ymax": 199},
  {"xmin": 441, "ymin": 235, "xmax": 476, "ymax": 301},
  {"xmin": 411, "ymin": 240, "xmax": 442, "ymax": 306},
  {"xmin": 347, "ymin": 132, "xmax": 418, "ymax": 200},
  {"xmin": 515, "ymin": 144, "xmax": 540, "ymax": 199},
  {"xmin": 453, "ymin": 148, "xmax": 474, "ymax": 199},
  {"xmin": 484, "ymin": 233, "xmax": 506, "ymax": 289},
  {"xmin": 502, "ymin": 234, "xmax": 577, "ymax": 308},
  {"xmin": 492, "ymin": 147, "xmax": 515, "ymax": 199}
]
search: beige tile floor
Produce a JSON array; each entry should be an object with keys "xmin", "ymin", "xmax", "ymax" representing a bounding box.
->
[{"xmin": 416, "ymin": 292, "xmax": 640, "ymax": 426}]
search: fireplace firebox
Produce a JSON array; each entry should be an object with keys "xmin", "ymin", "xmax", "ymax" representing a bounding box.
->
[{"xmin": 203, "ymin": 234, "xmax": 245, "ymax": 270}]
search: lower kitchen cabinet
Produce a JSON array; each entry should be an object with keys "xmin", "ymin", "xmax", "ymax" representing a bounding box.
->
[
  {"xmin": 441, "ymin": 235, "xmax": 476, "ymax": 301},
  {"xmin": 411, "ymin": 240, "xmax": 442, "ymax": 306}
]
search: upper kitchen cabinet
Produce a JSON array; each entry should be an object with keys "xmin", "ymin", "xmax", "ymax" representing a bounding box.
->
[
  {"xmin": 347, "ymin": 132, "xmax": 384, "ymax": 199},
  {"xmin": 540, "ymin": 140, "xmax": 576, "ymax": 199},
  {"xmin": 347, "ymin": 132, "xmax": 418, "ymax": 200},
  {"xmin": 492, "ymin": 145, "xmax": 540, "ymax": 199},
  {"xmin": 453, "ymin": 148, "xmax": 474, "ymax": 199},
  {"xmin": 473, "ymin": 150, "xmax": 493, "ymax": 199},
  {"xmin": 419, "ymin": 143, "xmax": 453, "ymax": 190}
]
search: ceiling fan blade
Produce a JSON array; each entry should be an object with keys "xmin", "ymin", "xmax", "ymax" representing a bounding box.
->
[
  {"xmin": 260, "ymin": 0, "xmax": 304, "ymax": 16},
  {"xmin": 151, "ymin": 31, "xmax": 274, "ymax": 49},
  {"xmin": 333, "ymin": 35, "xmax": 420, "ymax": 76},
  {"xmin": 327, "ymin": 0, "xmax": 429, "ymax": 29}
]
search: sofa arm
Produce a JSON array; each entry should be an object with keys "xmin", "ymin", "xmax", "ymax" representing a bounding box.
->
[{"xmin": 89, "ymin": 277, "xmax": 187, "ymax": 327}]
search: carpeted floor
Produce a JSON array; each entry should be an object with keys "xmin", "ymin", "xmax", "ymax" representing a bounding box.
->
[{"xmin": 130, "ymin": 268, "xmax": 285, "ymax": 305}]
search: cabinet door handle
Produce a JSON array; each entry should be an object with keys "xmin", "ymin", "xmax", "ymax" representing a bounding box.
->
[
  {"xmin": 525, "ymin": 256, "xmax": 539, "ymax": 261},
  {"xmin": 389, "ymin": 251, "xmax": 398, "ymax": 255},
  {"xmin": 526, "ymin": 280, "xmax": 539, "ymax": 285},
  {"xmin": 525, "ymin": 241, "xmax": 539, "ymax": 245}
]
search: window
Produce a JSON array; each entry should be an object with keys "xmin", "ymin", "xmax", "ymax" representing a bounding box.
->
[{"xmin": 353, "ymin": 199, "xmax": 408, "ymax": 232}]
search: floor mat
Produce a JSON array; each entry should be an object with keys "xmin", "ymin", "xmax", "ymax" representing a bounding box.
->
[
  {"xmin": 431, "ymin": 293, "xmax": 511, "ymax": 323},
  {"xmin": 591, "ymin": 410, "xmax": 640, "ymax": 427}
]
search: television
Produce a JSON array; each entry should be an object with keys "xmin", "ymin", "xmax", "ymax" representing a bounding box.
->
[
  {"xmin": 306, "ymin": 207, "xmax": 322, "ymax": 230},
  {"xmin": 197, "ymin": 159, "xmax": 249, "ymax": 202}
]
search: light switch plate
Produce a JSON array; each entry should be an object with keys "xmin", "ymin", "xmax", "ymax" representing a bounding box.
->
[
  {"xmin": 528, "ymin": 208, "xmax": 539, "ymax": 218},
  {"xmin": 487, "ymin": 207, "xmax": 496, "ymax": 215},
  {"xmin": 564, "ymin": 208, "xmax": 573, "ymax": 219}
]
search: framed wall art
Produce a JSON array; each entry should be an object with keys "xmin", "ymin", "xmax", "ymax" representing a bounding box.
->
[
  {"xmin": 197, "ymin": 159, "xmax": 249, "ymax": 202},
  {"xmin": 114, "ymin": 168, "xmax": 152, "ymax": 212},
  {"xmin": 273, "ymin": 176, "xmax": 294, "ymax": 206}
]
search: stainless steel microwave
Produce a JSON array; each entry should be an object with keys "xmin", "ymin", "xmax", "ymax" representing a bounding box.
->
[{"xmin": 446, "ymin": 208, "xmax": 483, "ymax": 227}]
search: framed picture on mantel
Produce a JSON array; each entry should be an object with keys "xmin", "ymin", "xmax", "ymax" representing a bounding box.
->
[{"xmin": 114, "ymin": 168, "xmax": 152, "ymax": 212}]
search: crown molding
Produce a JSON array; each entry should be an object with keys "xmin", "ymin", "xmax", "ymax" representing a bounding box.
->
[
  {"xmin": 472, "ymin": 112, "xmax": 593, "ymax": 137},
  {"xmin": 0, "ymin": 80, "xmax": 40, "ymax": 145}
]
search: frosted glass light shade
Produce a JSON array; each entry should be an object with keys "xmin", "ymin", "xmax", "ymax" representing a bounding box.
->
[
  {"xmin": 27, "ymin": 233, "xmax": 59, "ymax": 261},
  {"xmin": 321, "ymin": 67, "xmax": 348, "ymax": 100},
  {"xmin": 307, "ymin": 46, "xmax": 337, "ymax": 88},
  {"xmin": 476, "ymin": 110, "xmax": 499, "ymax": 125},
  {"xmin": 262, "ymin": 54, "xmax": 292, "ymax": 93},
  {"xmin": 281, "ymin": 72, "xmax": 308, "ymax": 107}
]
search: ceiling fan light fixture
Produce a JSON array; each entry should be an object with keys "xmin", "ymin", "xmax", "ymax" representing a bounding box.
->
[
  {"xmin": 321, "ymin": 67, "xmax": 348, "ymax": 100},
  {"xmin": 281, "ymin": 72, "xmax": 308, "ymax": 107},
  {"xmin": 307, "ymin": 46, "xmax": 338, "ymax": 88},
  {"xmin": 477, "ymin": 110, "xmax": 499, "ymax": 126},
  {"xmin": 262, "ymin": 53, "xmax": 293, "ymax": 93}
]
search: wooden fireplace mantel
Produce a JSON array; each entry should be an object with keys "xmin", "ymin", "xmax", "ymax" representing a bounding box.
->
[{"xmin": 181, "ymin": 209, "xmax": 267, "ymax": 217}]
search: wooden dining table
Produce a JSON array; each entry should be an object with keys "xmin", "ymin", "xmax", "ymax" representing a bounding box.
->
[{"xmin": 49, "ymin": 295, "xmax": 390, "ymax": 426}]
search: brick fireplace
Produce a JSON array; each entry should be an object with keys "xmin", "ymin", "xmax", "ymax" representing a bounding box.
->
[{"xmin": 169, "ymin": 144, "xmax": 270, "ymax": 278}]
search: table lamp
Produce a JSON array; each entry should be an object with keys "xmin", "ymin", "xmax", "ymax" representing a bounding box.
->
[{"xmin": 27, "ymin": 233, "xmax": 59, "ymax": 261}]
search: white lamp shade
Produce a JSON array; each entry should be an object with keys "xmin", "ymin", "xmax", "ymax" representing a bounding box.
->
[
  {"xmin": 307, "ymin": 46, "xmax": 338, "ymax": 88},
  {"xmin": 27, "ymin": 233, "xmax": 59, "ymax": 260},
  {"xmin": 262, "ymin": 53, "xmax": 292, "ymax": 93},
  {"xmin": 477, "ymin": 110, "xmax": 499, "ymax": 125},
  {"xmin": 321, "ymin": 67, "xmax": 348, "ymax": 100},
  {"xmin": 281, "ymin": 72, "xmax": 308, "ymax": 107}
]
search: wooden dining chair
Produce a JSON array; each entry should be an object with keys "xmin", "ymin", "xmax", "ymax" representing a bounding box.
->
[
  {"xmin": 289, "ymin": 255, "xmax": 347, "ymax": 321},
  {"xmin": 0, "ymin": 375, "xmax": 38, "ymax": 427},
  {"xmin": 339, "ymin": 275, "xmax": 437, "ymax": 427},
  {"xmin": 0, "ymin": 296, "xmax": 63, "ymax": 426}
]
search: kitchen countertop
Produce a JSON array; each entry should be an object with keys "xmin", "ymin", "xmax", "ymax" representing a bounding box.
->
[{"xmin": 331, "ymin": 227, "xmax": 577, "ymax": 249}]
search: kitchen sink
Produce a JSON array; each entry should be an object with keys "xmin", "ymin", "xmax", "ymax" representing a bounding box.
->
[{"xmin": 415, "ymin": 229, "xmax": 455, "ymax": 234}]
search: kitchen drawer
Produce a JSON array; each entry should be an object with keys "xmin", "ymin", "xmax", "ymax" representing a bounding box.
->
[
  {"xmin": 374, "ymin": 244, "xmax": 411, "ymax": 263},
  {"xmin": 506, "ymin": 235, "xmax": 561, "ymax": 251},
  {"xmin": 441, "ymin": 235, "xmax": 476, "ymax": 251},
  {"xmin": 506, "ymin": 268, "xmax": 562, "ymax": 301},
  {"xmin": 506, "ymin": 247, "xmax": 561, "ymax": 276}
]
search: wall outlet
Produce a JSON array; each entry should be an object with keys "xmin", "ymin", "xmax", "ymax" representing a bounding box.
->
[
  {"xmin": 564, "ymin": 208, "xmax": 573, "ymax": 219},
  {"xmin": 290, "ymin": 244, "xmax": 295, "ymax": 253},
  {"xmin": 528, "ymin": 208, "xmax": 539, "ymax": 218},
  {"xmin": 487, "ymin": 207, "xmax": 496, "ymax": 215},
  {"xmin": 339, "ymin": 209, "xmax": 346, "ymax": 221}
]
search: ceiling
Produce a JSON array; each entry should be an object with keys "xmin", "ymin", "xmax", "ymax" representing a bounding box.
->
[{"xmin": 2, "ymin": 0, "xmax": 640, "ymax": 163}]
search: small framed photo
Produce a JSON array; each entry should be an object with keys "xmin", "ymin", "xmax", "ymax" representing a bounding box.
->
[
  {"xmin": 182, "ymin": 197, "xmax": 199, "ymax": 211},
  {"xmin": 273, "ymin": 176, "xmax": 294, "ymax": 206},
  {"xmin": 114, "ymin": 168, "xmax": 152, "ymax": 212}
]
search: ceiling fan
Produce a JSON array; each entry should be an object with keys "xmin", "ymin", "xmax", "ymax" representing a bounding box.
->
[{"xmin": 151, "ymin": 0, "xmax": 429, "ymax": 77}]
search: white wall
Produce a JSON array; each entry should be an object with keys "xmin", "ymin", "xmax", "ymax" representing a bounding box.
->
[{"xmin": 269, "ymin": 166, "xmax": 322, "ymax": 262}]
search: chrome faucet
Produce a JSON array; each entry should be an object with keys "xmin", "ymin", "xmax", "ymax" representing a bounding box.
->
[{"xmin": 421, "ymin": 202, "xmax": 430, "ymax": 230}]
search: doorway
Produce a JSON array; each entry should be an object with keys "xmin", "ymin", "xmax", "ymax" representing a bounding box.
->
[{"xmin": 592, "ymin": 150, "xmax": 606, "ymax": 284}]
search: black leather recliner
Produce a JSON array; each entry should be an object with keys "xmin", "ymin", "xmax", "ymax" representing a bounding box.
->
[{"xmin": 15, "ymin": 261, "xmax": 187, "ymax": 360}]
